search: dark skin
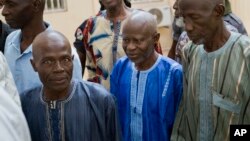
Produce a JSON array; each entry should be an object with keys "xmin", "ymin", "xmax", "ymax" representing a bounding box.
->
[
  {"xmin": 0, "ymin": 0, "xmax": 3, "ymax": 8},
  {"xmin": 168, "ymin": 0, "xmax": 181, "ymax": 59},
  {"xmin": 168, "ymin": 0, "xmax": 232, "ymax": 58},
  {"xmin": 31, "ymin": 31, "xmax": 73, "ymax": 101},
  {"xmin": 168, "ymin": 37, "xmax": 178, "ymax": 59},
  {"xmin": 77, "ymin": 0, "xmax": 132, "ymax": 75},
  {"xmin": 2, "ymin": 0, "xmax": 46, "ymax": 53},
  {"xmin": 179, "ymin": 0, "xmax": 230, "ymax": 52},
  {"xmin": 122, "ymin": 11, "xmax": 160, "ymax": 70},
  {"xmin": 173, "ymin": 0, "xmax": 181, "ymax": 18},
  {"xmin": 101, "ymin": 0, "xmax": 132, "ymax": 23},
  {"xmin": 77, "ymin": 48, "xmax": 86, "ymax": 76},
  {"xmin": 103, "ymin": 0, "xmax": 132, "ymax": 35}
]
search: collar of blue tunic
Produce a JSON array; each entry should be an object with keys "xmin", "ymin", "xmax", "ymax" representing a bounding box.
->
[
  {"xmin": 39, "ymin": 81, "xmax": 77, "ymax": 105},
  {"xmin": 131, "ymin": 54, "xmax": 162, "ymax": 73}
]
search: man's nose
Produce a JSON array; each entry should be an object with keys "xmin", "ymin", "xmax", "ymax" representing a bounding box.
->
[
  {"xmin": 173, "ymin": 1, "xmax": 178, "ymax": 10},
  {"xmin": 2, "ymin": 6, "xmax": 9, "ymax": 17},
  {"xmin": 53, "ymin": 61, "xmax": 64, "ymax": 72},
  {"xmin": 126, "ymin": 41, "xmax": 137, "ymax": 51},
  {"xmin": 184, "ymin": 20, "xmax": 194, "ymax": 32}
]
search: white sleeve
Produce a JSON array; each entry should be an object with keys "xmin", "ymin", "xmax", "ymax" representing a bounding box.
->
[
  {"xmin": 0, "ymin": 87, "xmax": 31, "ymax": 141},
  {"xmin": 0, "ymin": 52, "xmax": 20, "ymax": 106}
]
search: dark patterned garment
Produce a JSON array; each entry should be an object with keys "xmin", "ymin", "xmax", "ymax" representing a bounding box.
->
[
  {"xmin": 0, "ymin": 21, "xmax": 13, "ymax": 52},
  {"xmin": 171, "ymin": 32, "xmax": 250, "ymax": 141},
  {"xmin": 21, "ymin": 80, "xmax": 121, "ymax": 141}
]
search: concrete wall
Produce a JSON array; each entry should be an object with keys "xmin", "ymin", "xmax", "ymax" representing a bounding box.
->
[
  {"xmin": 230, "ymin": 0, "xmax": 250, "ymax": 33},
  {"xmin": 43, "ymin": 0, "xmax": 95, "ymax": 46}
]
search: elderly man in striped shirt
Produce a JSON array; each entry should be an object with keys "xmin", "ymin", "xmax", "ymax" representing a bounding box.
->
[{"xmin": 171, "ymin": 0, "xmax": 250, "ymax": 141}]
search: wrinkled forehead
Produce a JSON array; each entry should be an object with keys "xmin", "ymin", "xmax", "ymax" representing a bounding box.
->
[
  {"xmin": 123, "ymin": 20, "xmax": 145, "ymax": 30},
  {"xmin": 123, "ymin": 23, "xmax": 154, "ymax": 38},
  {"xmin": 179, "ymin": 0, "xmax": 212, "ymax": 12},
  {"xmin": 123, "ymin": 18, "xmax": 156, "ymax": 36},
  {"xmin": 42, "ymin": 42, "xmax": 71, "ymax": 53},
  {"xmin": 33, "ymin": 40, "xmax": 71, "ymax": 59},
  {"xmin": 41, "ymin": 49, "xmax": 72, "ymax": 58}
]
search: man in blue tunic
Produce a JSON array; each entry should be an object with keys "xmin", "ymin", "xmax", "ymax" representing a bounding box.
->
[
  {"xmin": 21, "ymin": 30, "xmax": 121, "ymax": 141},
  {"xmin": 110, "ymin": 11, "xmax": 183, "ymax": 141}
]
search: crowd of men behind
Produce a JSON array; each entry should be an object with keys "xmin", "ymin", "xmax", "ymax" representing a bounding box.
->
[{"xmin": 0, "ymin": 0, "xmax": 250, "ymax": 141}]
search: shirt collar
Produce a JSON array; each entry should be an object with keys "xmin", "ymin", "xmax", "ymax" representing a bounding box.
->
[{"xmin": 10, "ymin": 22, "xmax": 53, "ymax": 54}]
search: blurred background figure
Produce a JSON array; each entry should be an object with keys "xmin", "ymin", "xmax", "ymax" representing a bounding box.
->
[
  {"xmin": 167, "ymin": 0, "xmax": 183, "ymax": 59},
  {"xmin": 74, "ymin": 0, "xmax": 162, "ymax": 90},
  {"xmin": 0, "ymin": 0, "xmax": 13, "ymax": 53},
  {"xmin": 74, "ymin": 0, "xmax": 134, "ymax": 90},
  {"xmin": 223, "ymin": 0, "xmax": 248, "ymax": 35},
  {"xmin": 168, "ymin": 0, "xmax": 248, "ymax": 63}
]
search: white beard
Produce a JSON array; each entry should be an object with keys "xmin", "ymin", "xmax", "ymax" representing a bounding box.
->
[{"xmin": 175, "ymin": 17, "xmax": 184, "ymax": 28}]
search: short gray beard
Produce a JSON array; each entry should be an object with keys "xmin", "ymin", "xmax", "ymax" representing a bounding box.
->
[{"xmin": 175, "ymin": 17, "xmax": 184, "ymax": 28}]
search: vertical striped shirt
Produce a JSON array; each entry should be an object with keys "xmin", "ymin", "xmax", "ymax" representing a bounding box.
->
[{"xmin": 171, "ymin": 32, "xmax": 250, "ymax": 141}]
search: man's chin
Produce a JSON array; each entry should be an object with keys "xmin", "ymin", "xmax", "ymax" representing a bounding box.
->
[{"xmin": 6, "ymin": 23, "xmax": 19, "ymax": 29}]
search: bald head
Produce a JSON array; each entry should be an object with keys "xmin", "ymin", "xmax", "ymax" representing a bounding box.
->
[
  {"xmin": 31, "ymin": 30, "xmax": 73, "ymax": 94},
  {"xmin": 32, "ymin": 30, "xmax": 71, "ymax": 61},
  {"xmin": 180, "ymin": 0, "xmax": 223, "ymax": 8},
  {"xmin": 121, "ymin": 10, "xmax": 160, "ymax": 69},
  {"xmin": 179, "ymin": 0, "xmax": 226, "ymax": 46},
  {"xmin": 123, "ymin": 10, "xmax": 157, "ymax": 35}
]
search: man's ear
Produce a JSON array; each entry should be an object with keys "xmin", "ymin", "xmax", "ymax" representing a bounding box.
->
[
  {"xmin": 154, "ymin": 33, "xmax": 160, "ymax": 44},
  {"xmin": 71, "ymin": 55, "xmax": 74, "ymax": 61},
  {"xmin": 214, "ymin": 4, "xmax": 225, "ymax": 17},
  {"xmin": 33, "ymin": 0, "xmax": 42, "ymax": 12},
  {"xmin": 30, "ymin": 59, "xmax": 38, "ymax": 72}
]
